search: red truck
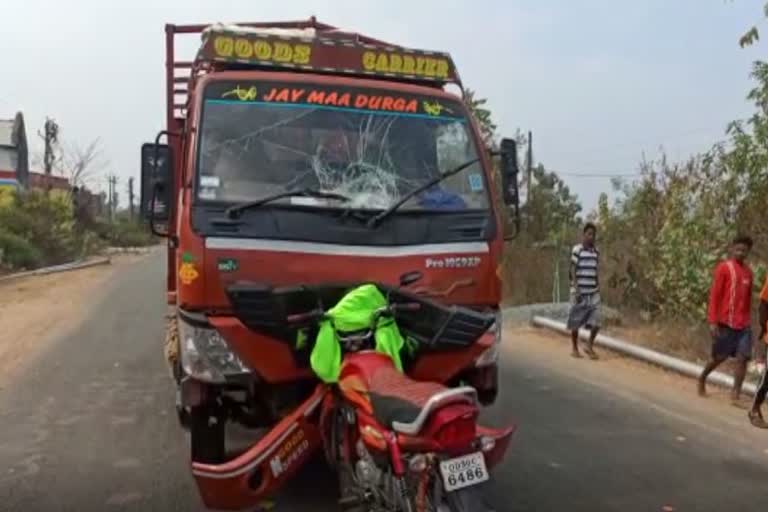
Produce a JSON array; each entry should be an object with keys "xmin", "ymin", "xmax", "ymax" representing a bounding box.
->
[{"xmin": 141, "ymin": 18, "xmax": 520, "ymax": 510}]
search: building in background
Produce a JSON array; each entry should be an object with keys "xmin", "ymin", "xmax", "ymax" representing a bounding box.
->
[
  {"xmin": 0, "ymin": 111, "xmax": 70, "ymax": 194},
  {"xmin": 0, "ymin": 112, "xmax": 30, "ymax": 190}
]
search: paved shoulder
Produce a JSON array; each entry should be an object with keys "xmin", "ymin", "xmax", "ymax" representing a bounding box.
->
[
  {"xmin": 489, "ymin": 329, "xmax": 768, "ymax": 512},
  {"xmin": 0, "ymin": 252, "xmax": 201, "ymax": 511}
]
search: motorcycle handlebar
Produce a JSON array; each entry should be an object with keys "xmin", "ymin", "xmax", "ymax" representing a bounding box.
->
[
  {"xmin": 389, "ymin": 302, "xmax": 421, "ymax": 312},
  {"xmin": 286, "ymin": 309, "xmax": 325, "ymax": 324}
]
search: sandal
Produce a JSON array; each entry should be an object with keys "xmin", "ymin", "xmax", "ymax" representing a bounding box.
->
[
  {"xmin": 748, "ymin": 410, "xmax": 768, "ymax": 429},
  {"xmin": 731, "ymin": 397, "xmax": 750, "ymax": 410},
  {"xmin": 585, "ymin": 348, "xmax": 599, "ymax": 360}
]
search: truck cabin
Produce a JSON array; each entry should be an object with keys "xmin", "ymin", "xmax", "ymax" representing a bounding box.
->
[{"xmin": 141, "ymin": 19, "xmax": 520, "ymax": 303}]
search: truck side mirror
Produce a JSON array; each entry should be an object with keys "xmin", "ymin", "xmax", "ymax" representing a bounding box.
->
[
  {"xmin": 140, "ymin": 142, "xmax": 173, "ymax": 236},
  {"xmin": 499, "ymin": 137, "xmax": 521, "ymax": 239}
]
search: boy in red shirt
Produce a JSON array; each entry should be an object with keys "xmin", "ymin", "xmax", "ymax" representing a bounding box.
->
[{"xmin": 698, "ymin": 236, "xmax": 754, "ymax": 403}]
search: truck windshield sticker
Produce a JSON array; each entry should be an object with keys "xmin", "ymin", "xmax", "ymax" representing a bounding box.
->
[
  {"xmin": 197, "ymin": 81, "xmax": 490, "ymax": 212},
  {"xmin": 423, "ymin": 101, "xmax": 451, "ymax": 117},
  {"xmin": 262, "ymin": 86, "xmax": 421, "ymax": 115},
  {"xmin": 206, "ymin": 82, "xmax": 460, "ymax": 120},
  {"xmin": 221, "ymin": 85, "xmax": 258, "ymax": 101},
  {"xmin": 468, "ymin": 173, "xmax": 484, "ymax": 192},
  {"xmin": 200, "ymin": 175, "xmax": 221, "ymax": 188}
]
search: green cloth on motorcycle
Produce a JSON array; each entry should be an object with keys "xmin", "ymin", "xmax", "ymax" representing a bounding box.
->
[{"xmin": 310, "ymin": 284, "xmax": 406, "ymax": 383}]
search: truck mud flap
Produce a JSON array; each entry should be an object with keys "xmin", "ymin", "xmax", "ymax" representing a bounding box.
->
[
  {"xmin": 477, "ymin": 423, "xmax": 516, "ymax": 470},
  {"xmin": 191, "ymin": 384, "xmax": 328, "ymax": 510}
]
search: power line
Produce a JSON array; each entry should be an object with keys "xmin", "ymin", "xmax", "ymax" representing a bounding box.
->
[
  {"xmin": 552, "ymin": 126, "xmax": 731, "ymax": 160},
  {"xmin": 557, "ymin": 172, "xmax": 641, "ymax": 178}
]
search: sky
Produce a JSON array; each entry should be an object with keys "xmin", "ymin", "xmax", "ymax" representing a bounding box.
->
[{"xmin": 0, "ymin": 0, "xmax": 765, "ymax": 211}]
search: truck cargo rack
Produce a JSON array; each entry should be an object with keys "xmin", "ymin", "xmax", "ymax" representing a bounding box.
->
[{"xmin": 165, "ymin": 17, "xmax": 462, "ymax": 130}]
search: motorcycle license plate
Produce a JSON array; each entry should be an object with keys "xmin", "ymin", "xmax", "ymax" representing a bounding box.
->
[{"xmin": 439, "ymin": 452, "xmax": 489, "ymax": 492}]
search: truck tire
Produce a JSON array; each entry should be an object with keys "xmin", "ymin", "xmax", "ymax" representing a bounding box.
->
[{"xmin": 190, "ymin": 404, "xmax": 226, "ymax": 464}]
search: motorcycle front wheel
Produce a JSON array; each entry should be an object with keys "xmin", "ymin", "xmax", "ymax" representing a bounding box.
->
[
  {"xmin": 441, "ymin": 485, "xmax": 496, "ymax": 512},
  {"xmin": 414, "ymin": 473, "xmax": 496, "ymax": 512}
]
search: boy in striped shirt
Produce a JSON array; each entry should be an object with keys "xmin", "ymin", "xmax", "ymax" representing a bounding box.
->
[{"xmin": 567, "ymin": 223, "xmax": 601, "ymax": 360}]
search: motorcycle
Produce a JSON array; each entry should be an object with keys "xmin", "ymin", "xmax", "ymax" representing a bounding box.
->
[{"xmin": 285, "ymin": 273, "xmax": 515, "ymax": 511}]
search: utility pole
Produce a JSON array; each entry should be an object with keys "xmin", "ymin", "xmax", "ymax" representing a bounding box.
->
[
  {"xmin": 106, "ymin": 174, "xmax": 118, "ymax": 222},
  {"xmin": 526, "ymin": 130, "xmax": 533, "ymax": 207},
  {"xmin": 128, "ymin": 177, "xmax": 135, "ymax": 220},
  {"xmin": 107, "ymin": 175, "xmax": 113, "ymax": 222}
]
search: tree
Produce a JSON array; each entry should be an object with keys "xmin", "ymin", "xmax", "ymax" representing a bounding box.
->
[
  {"xmin": 58, "ymin": 138, "xmax": 108, "ymax": 188},
  {"xmin": 38, "ymin": 118, "xmax": 60, "ymax": 176},
  {"xmin": 522, "ymin": 163, "xmax": 582, "ymax": 242},
  {"xmin": 464, "ymin": 88, "xmax": 498, "ymax": 148},
  {"xmin": 739, "ymin": 2, "xmax": 768, "ymax": 47}
]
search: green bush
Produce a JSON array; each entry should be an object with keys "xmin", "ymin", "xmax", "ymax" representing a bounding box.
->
[
  {"xmin": 107, "ymin": 218, "xmax": 156, "ymax": 248},
  {"xmin": 0, "ymin": 189, "xmax": 78, "ymax": 268},
  {"xmin": 0, "ymin": 229, "xmax": 43, "ymax": 270},
  {"xmin": 0, "ymin": 190, "xmax": 82, "ymax": 269}
]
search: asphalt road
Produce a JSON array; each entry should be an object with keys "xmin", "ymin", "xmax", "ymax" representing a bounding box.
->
[{"xmin": 0, "ymin": 252, "xmax": 766, "ymax": 511}]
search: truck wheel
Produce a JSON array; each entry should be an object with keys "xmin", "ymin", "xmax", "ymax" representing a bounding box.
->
[
  {"xmin": 175, "ymin": 383, "xmax": 191, "ymax": 430},
  {"xmin": 190, "ymin": 404, "xmax": 226, "ymax": 464}
]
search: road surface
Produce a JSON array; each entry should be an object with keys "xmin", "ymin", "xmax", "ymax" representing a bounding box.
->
[{"xmin": 0, "ymin": 252, "xmax": 766, "ymax": 511}]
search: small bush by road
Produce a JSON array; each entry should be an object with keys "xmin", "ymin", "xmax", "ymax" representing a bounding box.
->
[{"xmin": 0, "ymin": 189, "xmax": 155, "ymax": 274}]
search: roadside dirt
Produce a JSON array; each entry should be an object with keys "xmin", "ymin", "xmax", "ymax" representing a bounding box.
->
[{"xmin": 0, "ymin": 252, "xmax": 151, "ymax": 386}]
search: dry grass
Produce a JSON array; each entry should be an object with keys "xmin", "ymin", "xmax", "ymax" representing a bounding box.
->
[
  {"xmin": 501, "ymin": 243, "xmax": 566, "ymax": 306},
  {"xmin": 602, "ymin": 314, "xmax": 767, "ymax": 379},
  {"xmin": 606, "ymin": 319, "xmax": 710, "ymax": 364}
]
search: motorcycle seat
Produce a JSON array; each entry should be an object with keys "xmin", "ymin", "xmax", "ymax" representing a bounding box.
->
[{"xmin": 339, "ymin": 352, "xmax": 476, "ymax": 434}]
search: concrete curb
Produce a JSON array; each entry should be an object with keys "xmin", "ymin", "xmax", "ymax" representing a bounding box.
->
[
  {"xmin": 0, "ymin": 257, "xmax": 112, "ymax": 284},
  {"xmin": 501, "ymin": 303, "xmax": 622, "ymax": 327},
  {"xmin": 531, "ymin": 315, "xmax": 757, "ymax": 397},
  {"xmin": 103, "ymin": 246, "xmax": 156, "ymax": 255}
]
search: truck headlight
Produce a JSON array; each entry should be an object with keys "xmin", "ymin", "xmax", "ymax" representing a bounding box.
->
[
  {"xmin": 178, "ymin": 319, "xmax": 250, "ymax": 383},
  {"xmin": 475, "ymin": 310, "xmax": 502, "ymax": 367}
]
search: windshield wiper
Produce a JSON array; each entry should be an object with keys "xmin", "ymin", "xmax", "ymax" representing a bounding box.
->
[
  {"xmin": 225, "ymin": 188, "xmax": 351, "ymax": 219},
  {"xmin": 365, "ymin": 156, "xmax": 484, "ymax": 228}
]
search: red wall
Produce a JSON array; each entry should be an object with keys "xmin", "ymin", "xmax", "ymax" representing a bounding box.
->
[{"xmin": 27, "ymin": 172, "xmax": 70, "ymax": 190}]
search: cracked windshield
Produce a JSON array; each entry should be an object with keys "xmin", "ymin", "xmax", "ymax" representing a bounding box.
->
[{"xmin": 197, "ymin": 83, "xmax": 488, "ymax": 211}]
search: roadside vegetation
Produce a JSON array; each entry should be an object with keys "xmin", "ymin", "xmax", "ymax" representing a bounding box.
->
[
  {"xmin": 0, "ymin": 188, "xmax": 155, "ymax": 274},
  {"xmin": 467, "ymin": 18, "xmax": 768, "ymax": 364},
  {"xmin": 0, "ymin": 131, "xmax": 154, "ymax": 274}
]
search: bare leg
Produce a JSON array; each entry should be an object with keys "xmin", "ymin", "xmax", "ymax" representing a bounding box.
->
[
  {"xmin": 571, "ymin": 330, "xmax": 582, "ymax": 358},
  {"xmin": 732, "ymin": 355, "xmax": 749, "ymax": 403},
  {"xmin": 585, "ymin": 327, "xmax": 600, "ymax": 359},
  {"xmin": 698, "ymin": 355, "xmax": 726, "ymax": 396},
  {"xmin": 749, "ymin": 366, "xmax": 768, "ymax": 427},
  {"xmin": 751, "ymin": 369, "xmax": 768, "ymax": 414}
]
